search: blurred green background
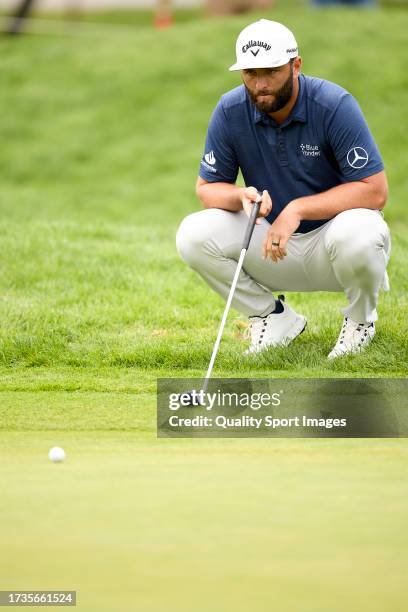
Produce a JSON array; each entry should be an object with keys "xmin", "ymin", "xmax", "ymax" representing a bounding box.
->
[{"xmin": 0, "ymin": 3, "xmax": 407, "ymax": 611}]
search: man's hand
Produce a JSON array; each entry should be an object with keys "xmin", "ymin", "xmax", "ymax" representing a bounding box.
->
[
  {"xmin": 241, "ymin": 187, "xmax": 272, "ymax": 225},
  {"xmin": 263, "ymin": 203, "xmax": 302, "ymax": 262}
]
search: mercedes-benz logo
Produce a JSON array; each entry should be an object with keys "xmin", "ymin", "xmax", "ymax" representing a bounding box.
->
[{"xmin": 347, "ymin": 147, "xmax": 369, "ymax": 169}]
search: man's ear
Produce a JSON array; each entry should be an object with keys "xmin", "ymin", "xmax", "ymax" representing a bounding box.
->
[{"xmin": 294, "ymin": 56, "xmax": 302, "ymax": 76}]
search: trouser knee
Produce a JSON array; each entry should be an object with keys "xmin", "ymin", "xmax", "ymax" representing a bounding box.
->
[
  {"xmin": 176, "ymin": 212, "xmax": 209, "ymax": 268},
  {"xmin": 324, "ymin": 210, "xmax": 390, "ymax": 279}
]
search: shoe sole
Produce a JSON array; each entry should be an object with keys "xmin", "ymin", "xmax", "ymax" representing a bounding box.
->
[{"xmin": 281, "ymin": 317, "xmax": 307, "ymax": 347}]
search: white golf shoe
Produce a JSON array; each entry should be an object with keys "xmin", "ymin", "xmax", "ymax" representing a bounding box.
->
[
  {"xmin": 244, "ymin": 295, "xmax": 307, "ymax": 355},
  {"xmin": 328, "ymin": 317, "xmax": 375, "ymax": 359}
]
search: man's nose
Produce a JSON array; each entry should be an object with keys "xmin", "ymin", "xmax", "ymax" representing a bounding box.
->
[{"xmin": 255, "ymin": 76, "xmax": 270, "ymax": 90}]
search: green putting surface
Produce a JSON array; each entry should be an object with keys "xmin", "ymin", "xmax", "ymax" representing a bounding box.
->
[{"xmin": 1, "ymin": 429, "xmax": 407, "ymax": 612}]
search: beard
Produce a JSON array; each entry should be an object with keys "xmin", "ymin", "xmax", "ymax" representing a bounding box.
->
[{"xmin": 245, "ymin": 64, "xmax": 294, "ymax": 114}]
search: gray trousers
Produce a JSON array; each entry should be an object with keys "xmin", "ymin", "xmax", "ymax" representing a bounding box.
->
[{"xmin": 176, "ymin": 208, "xmax": 391, "ymax": 323}]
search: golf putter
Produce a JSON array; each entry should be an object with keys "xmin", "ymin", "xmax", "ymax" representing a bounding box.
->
[{"xmin": 201, "ymin": 192, "xmax": 262, "ymax": 394}]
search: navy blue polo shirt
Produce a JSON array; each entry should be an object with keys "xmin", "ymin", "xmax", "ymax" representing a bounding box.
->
[{"xmin": 199, "ymin": 74, "xmax": 384, "ymax": 233}]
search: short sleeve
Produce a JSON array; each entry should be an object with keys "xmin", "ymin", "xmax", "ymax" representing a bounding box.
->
[
  {"xmin": 327, "ymin": 93, "xmax": 384, "ymax": 181},
  {"xmin": 199, "ymin": 100, "xmax": 239, "ymax": 183}
]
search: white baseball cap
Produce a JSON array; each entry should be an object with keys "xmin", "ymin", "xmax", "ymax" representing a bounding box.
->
[{"xmin": 229, "ymin": 19, "xmax": 298, "ymax": 71}]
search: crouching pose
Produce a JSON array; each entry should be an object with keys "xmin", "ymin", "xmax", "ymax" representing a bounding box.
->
[{"xmin": 176, "ymin": 19, "xmax": 391, "ymax": 359}]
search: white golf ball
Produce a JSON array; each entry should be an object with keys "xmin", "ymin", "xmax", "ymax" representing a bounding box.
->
[{"xmin": 48, "ymin": 447, "xmax": 66, "ymax": 463}]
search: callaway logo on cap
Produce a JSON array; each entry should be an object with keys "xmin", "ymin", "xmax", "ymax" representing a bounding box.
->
[{"xmin": 229, "ymin": 19, "xmax": 298, "ymax": 71}]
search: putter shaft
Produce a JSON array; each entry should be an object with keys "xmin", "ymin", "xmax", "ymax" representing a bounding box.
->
[
  {"xmin": 202, "ymin": 247, "xmax": 247, "ymax": 393},
  {"xmin": 201, "ymin": 196, "xmax": 261, "ymax": 395}
]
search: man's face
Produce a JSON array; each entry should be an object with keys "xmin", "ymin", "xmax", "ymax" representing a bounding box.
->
[{"xmin": 242, "ymin": 62, "xmax": 294, "ymax": 114}]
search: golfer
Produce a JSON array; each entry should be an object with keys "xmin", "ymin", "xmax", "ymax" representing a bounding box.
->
[{"xmin": 176, "ymin": 19, "xmax": 391, "ymax": 358}]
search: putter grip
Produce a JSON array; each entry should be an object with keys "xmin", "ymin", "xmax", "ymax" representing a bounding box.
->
[{"xmin": 242, "ymin": 196, "xmax": 262, "ymax": 251}]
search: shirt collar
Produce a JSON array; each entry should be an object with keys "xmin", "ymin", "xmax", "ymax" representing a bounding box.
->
[{"xmin": 253, "ymin": 73, "xmax": 307, "ymax": 127}]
